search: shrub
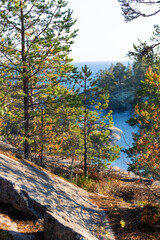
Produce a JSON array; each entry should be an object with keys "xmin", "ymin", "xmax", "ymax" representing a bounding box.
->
[{"xmin": 140, "ymin": 204, "xmax": 160, "ymax": 227}]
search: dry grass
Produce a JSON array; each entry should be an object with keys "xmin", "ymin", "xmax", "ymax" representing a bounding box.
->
[
  {"xmin": 0, "ymin": 202, "xmax": 44, "ymax": 240},
  {"xmin": 0, "ymin": 149, "xmax": 20, "ymax": 162},
  {"xmin": 0, "ymin": 145, "xmax": 159, "ymax": 240},
  {"xmin": 88, "ymin": 170, "xmax": 160, "ymax": 240}
]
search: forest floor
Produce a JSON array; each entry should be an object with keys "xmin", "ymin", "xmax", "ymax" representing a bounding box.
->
[
  {"xmin": 0, "ymin": 144, "xmax": 159, "ymax": 240},
  {"xmin": 0, "ymin": 203, "xmax": 44, "ymax": 240},
  {"xmin": 88, "ymin": 171, "xmax": 160, "ymax": 240}
]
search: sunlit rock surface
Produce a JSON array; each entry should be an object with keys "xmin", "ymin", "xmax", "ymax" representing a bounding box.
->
[
  {"xmin": 0, "ymin": 153, "xmax": 115, "ymax": 240},
  {"xmin": 108, "ymin": 126, "xmax": 123, "ymax": 144}
]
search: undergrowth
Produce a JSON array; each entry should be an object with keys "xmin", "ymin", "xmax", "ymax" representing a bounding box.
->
[
  {"xmin": 0, "ymin": 231, "xmax": 13, "ymax": 240},
  {"xmin": 59, "ymin": 166, "xmax": 160, "ymax": 240}
]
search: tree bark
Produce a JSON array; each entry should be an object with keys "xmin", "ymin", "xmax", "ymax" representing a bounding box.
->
[
  {"xmin": 84, "ymin": 75, "xmax": 88, "ymax": 178},
  {"xmin": 20, "ymin": 0, "xmax": 30, "ymax": 159},
  {"xmin": 40, "ymin": 108, "xmax": 44, "ymax": 166}
]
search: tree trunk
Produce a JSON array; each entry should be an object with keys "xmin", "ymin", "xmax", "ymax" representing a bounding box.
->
[
  {"xmin": 84, "ymin": 76, "xmax": 88, "ymax": 178},
  {"xmin": 40, "ymin": 108, "xmax": 44, "ymax": 166},
  {"xmin": 20, "ymin": 0, "xmax": 30, "ymax": 159}
]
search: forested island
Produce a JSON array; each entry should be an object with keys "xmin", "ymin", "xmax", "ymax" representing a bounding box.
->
[
  {"xmin": 0, "ymin": 0, "xmax": 159, "ymax": 240},
  {"xmin": 93, "ymin": 61, "xmax": 149, "ymax": 111}
]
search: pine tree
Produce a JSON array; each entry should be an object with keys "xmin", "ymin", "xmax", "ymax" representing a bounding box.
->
[
  {"xmin": 31, "ymin": 84, "xmax": 83, "ymax": 164},
  {"xmin": 0, "ymin": 0, "xmax": 77, "ymax": 158},
  {"xmin": 127, "ymin": 67, "xmax": 160, "ymax": 179},
  {"xmin": 79, "ymin": 65, "xmax": 121, "ymax": 177},
  {"xmin": 118, "ymin": 0, "xmax": 160, "ymax": 22},
  {"xmin": 118, "ymin": 1, "xmax": 160, "ymax": 55}
]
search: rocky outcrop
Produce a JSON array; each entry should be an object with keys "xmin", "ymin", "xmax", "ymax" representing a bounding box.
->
[
  {"xmin": 0, "ymin": 176, "xmax": 46, "ymax": 218},
  {"xmin": 44, "ymin": 211, "xmax": 89, "ymax": 240},
  {"xmin": 109, "ymin": 87, "xmax": 136, "ymax": 111},
  {"xmin": 0, "ymin": 153, "xmax": 115, "ymax": 240},
  {"xmin": 108, "ymin": 126, "xmax": 123, "ymax": 144}
]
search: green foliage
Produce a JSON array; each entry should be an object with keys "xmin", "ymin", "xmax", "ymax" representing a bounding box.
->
[
  {"xmin": 0, "ymin": 1, "xmax": 121, "ymax": 173},
  {"xmin": 124, "ymin": 24, "xmax": 160, "ymax": 179},
  {"xmin": 95, "ymin": 25, "xmax": 160, "ymax": 110},
  {"xmin": 0, "ymin": 0, "xmax": 77, "ymax": 158},
  {"xmin": 29, "ymin": 84, "xmax": 84, "ymax": 161},
  {"xmin": 96, "ymin": 69, "xmax": 116, "ymax": 92},
  {"xmin": 95, "ymin": 61, "xmax": 148, "ymax": 110},
  {"xmin": 128, "ymin": 25, "xmax": 160, "ymax": 72},
  {"xmin": 76, "ymin": 175, "xmax": 93, "ymax": 191},
  {"xmin": 58, "ymin": 172, "xmax": 93, "ymax": 191},
  {"xmin": 126, "ymin": 68, "xmax": 160, "ymax": 179},
  {"xmin": 78, "ymin": 65, "xmax": 120, "ymax": 176}
]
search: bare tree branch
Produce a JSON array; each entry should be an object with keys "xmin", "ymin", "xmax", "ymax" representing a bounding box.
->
[{"xmin": 118, "ymin": 0, "xmax": 160, "ymax": 22}]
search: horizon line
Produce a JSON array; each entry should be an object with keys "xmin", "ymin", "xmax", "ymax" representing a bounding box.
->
[{"xmin": 72, "ymin": 59, "xmax": 132, "ymax": 62}]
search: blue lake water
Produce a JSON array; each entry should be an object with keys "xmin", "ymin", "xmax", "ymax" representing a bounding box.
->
[
  {"xmin": 112, "ymin": 111, "xmax": 137, "ymax": 170},
  {"xmin": 73, "ymin": 61, "xmax": 130, "ymax": 77},
  {"xmin": 73, "ymin": 61, "xmax": 136, "ymax": 171}
]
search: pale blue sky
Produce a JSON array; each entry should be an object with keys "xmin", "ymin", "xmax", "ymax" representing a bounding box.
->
[{"xmin": 68, "ymin": 0, "xmax": 159, "ymax": 62}]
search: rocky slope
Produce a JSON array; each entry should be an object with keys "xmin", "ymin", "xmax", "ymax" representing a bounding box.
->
[{"xmin": 0, "ymin": 152, "xmax": 115, "ymax": 240}]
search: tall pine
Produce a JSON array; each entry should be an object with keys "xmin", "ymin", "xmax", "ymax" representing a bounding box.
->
[{"xmin": 0, "ymin": 0, "xmax": 77, "ymax": 158}]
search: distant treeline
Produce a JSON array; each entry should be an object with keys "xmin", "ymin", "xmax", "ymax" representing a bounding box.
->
[{"xmin": 95, "ymin": 61, "xmax": 150, "ymax": 111}]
